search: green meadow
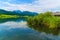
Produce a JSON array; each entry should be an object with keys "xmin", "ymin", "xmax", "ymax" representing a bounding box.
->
[{"xmin": 0, "ymin": 14, "xmax": 20, "ymax": 19}]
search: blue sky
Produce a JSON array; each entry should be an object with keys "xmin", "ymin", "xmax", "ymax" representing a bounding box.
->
[{"xmin": 0, "ymin": 0, "xmax": 60, "ymax": 13}]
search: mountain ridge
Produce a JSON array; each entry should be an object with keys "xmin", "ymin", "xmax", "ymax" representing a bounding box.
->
[{"xmin": 0, "ymin": 9, "xmax": 38, "ymax": 16}]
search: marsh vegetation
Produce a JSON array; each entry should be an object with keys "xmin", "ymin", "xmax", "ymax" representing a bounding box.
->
[{"xmin": 27, "ymin": 12, "xmax": 60, "ymax": 35}]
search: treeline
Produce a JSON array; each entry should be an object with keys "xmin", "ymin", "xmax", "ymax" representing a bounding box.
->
[
  {"xmin": 0, "ymin": 9, "xmax": 38, "ymax": 16},
  {"xmin": 0, "ymin": 9, "xmax": 38, "ymax": 19},
  {"xmin": 27, "ymin": 12, "xmax": 60, "ymax": 35}
]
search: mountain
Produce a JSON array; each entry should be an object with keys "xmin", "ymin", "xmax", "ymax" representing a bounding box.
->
[
  {"xmin": 22, "ymin": 11, "xmax": 38, "ymax": 16},
  {"xmin": 0, "ymin": 9, "xmax": 15, "ymax": 15},
  {"xmin": 12, "ymin": 10, "xmax": 38, "ymax": 16},
  {"xmin": 0, "ymin": 9, "xmax": 38, "ymax": 16},
  {"xmin": 13, "ymin": 10, "xmax": 22, "ymax": 13},
  {"xmin": 0, "ymin": 9, "xmax": 9, "ymax": 14}
]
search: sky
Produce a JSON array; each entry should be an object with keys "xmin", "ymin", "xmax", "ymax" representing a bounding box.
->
[{"xmin": 0, "ymin": 0, "xmax": 60, "ymax": 13}]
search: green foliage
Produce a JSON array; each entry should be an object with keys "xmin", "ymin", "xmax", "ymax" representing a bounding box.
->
[
  {"xmin": 0, "ymin": 14, "xmax": 20, "ymax": 19},
  {"xmin": 27, "ymin": 11, "xmax": 60, "ymax": 35}
]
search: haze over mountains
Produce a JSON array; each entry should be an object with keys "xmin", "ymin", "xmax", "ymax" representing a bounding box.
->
[{"xmin": 0, "ymin": 9, "xmax": 38, "ymax": 16}]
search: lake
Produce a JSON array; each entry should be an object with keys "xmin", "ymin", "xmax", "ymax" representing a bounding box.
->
[{"xmin": 0, "ymin": 18, "xmax": 60, "ymax": 40}]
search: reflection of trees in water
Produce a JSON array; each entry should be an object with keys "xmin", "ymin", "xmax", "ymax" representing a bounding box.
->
[
  {"xmin": 27, "ymin": 12, "xmax": 60, "ymax": 35},
  {"xmin": 27, "ymin": 24, "xmax": 60, "ymax": 35},
  {"xmin": 0, "ymin": 18, "xmax": 26, "ymax": 23}
]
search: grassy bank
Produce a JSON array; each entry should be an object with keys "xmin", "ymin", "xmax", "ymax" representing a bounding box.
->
[
  {"xmin": 0, "ymin": 14, "xmax": 20, "ymax": 19},
  {"xmin": 27, "ymin": 12, "xmax": 60, "ymax": 35}
]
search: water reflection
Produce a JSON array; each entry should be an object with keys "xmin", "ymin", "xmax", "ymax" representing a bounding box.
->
[
  {"xmin": 28, "ymin": 24, "xmax": 60, "ymax": 35},
  {"xmin": 0, "ymin": 21, "xmax": 42, "ymax": 40},
  {"xmin": 0, "ymin": 21, "xmax": 27, "ymax": 30},
  {"xmin": 0, "ymin": 18, "xmax": 26, "ymax": 23},
  {"xmin": 0, "ymin": 18, "xmax": 60, "ymax": 40}
]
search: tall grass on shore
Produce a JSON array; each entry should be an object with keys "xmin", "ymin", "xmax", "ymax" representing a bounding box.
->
[{"xmin": 27, "ymin": 12, "xmax": 60, "ymax": 35}]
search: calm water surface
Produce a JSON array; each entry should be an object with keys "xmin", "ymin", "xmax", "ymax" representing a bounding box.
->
[{"xmin": 0, "ymin": 19, "xmax": 60, "ymax": 40}]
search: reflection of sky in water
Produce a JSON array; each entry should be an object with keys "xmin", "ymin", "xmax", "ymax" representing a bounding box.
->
[
  {"xmin": 0, "ymin": 21, "xmax": 28, "ymax": 30},
  {"xmin": 0, "ymin": 21, "xmax": 60, "ymax": 40}
]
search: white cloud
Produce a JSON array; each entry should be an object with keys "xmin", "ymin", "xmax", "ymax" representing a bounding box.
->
[
  {"xmin": 0, "ymin": 2, "xmax": 42, "ymax": 12},
  {"xmin": 0, "ymin": 0, "xmax": 60, "ymax": 13}
]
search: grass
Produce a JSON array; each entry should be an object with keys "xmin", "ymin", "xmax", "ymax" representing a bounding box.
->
[
  {"xmin": 27, "ymin": 11, "xmax": 60, "ymax": 35},
  {"xmin": 0, "ymin": 14, "xmax": 20, "ymax": 19}
]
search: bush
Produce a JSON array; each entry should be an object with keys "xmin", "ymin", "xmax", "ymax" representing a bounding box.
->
[{"xmin": 27, "ymin": 11, "xmax": 60, "ymax": 35}]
